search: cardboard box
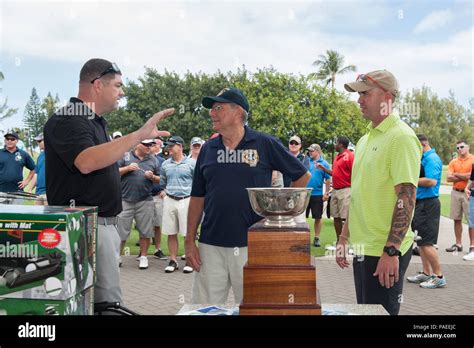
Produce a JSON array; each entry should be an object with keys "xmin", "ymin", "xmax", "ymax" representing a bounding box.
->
[
  {"xmin": 0, "ymin": 205, "xmax": 97, "ymax": 302},
  {"xmin": 0, "ymin": 285, "xmax": 94, "ymax": 315}
]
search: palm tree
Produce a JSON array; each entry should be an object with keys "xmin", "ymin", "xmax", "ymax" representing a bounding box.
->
[{"xmin": 310, "ymin": 50, "xmax": 356, "ymax": 89}]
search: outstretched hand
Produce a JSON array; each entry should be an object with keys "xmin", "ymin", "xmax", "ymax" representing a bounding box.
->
[{"xmin": 139, "ymin": 108, "xmax": 175, "ymax": 140}]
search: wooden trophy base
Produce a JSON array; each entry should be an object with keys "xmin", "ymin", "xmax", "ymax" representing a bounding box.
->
[{"xmin": 239, "ymin": 220, "xmax": 321, "ymax": 315}]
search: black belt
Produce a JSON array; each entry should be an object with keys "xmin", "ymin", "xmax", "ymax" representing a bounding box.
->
[
  {"xmin": 98, "ymin": 216, "xmax": 118, "ymax": 226},
  {"xmin": 333, "ymin": 187, "xmax": 350, "ymax": 190},
  {"xmin": 453, "ymin": 188, "xmax": 465, "ymax": 193},
  {"xmin": 167, "ymin": 194, "xmax": 190, "ymax": 201},
  {"xmin": 416, "ymin": 196, "xmax": 438, "ymax": 202}
]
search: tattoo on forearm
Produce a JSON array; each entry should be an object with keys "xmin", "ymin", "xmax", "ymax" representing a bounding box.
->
[{"xmin": 387, "ymin": 184, "xmax": 416, "ymax": 245}]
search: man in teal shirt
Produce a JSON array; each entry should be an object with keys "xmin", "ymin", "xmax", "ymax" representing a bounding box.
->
[
  {"xmin": 337, "ymin": 70, "xmax": 421, "ymax": 315},
  {"xmin": 306, "ymin": 143, "xmax": 331, "ymax": 247}
]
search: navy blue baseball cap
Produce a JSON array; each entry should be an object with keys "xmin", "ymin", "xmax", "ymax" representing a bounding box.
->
[{"xmin": 202, "ymin": 88, "xmax": 249, "ymax": 112}]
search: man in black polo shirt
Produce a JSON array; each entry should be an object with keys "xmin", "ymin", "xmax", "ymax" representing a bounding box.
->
[
  {"xmin": 186, "ymin": 88, "xmax": 311, "ymax": 304},
  {"xmin": 44, "ymin": 58, "xmax": 174, "ymax": 305}
]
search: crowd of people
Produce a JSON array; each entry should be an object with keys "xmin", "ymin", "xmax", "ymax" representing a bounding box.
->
[{"xmin": 1, "ymin": 59, "xmax": 473, "ymax": 316}]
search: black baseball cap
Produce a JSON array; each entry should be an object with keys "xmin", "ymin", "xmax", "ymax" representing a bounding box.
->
[
  {"xmin": 4, "ymin": 131, "xmax": 19, "ymax": 140},
  {"xmin": 202, "ymin": 87, "xmax": 249, "ymax": 112},
  {"xmin": 164, "ymin": 135, "xmax": 184, "ymax": 146}
]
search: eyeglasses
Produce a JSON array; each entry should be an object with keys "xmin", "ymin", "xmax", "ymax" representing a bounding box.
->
[
  {"xmin": 289, "ymin": 141, "xmax": 300, "ymax": 146},
  {"xmin": 308, "ymin": 149, "xmax": 315, "ymax": 153},
  {"xmin": 5, "ymin": 137, "xmax": 17, "ymax": 141},
  {"xmin": 90, "ymin": 63, "xmax": 121, "ymax": 83},
  {"xmin": 357, "ymin": 74, "xmax": 389, "ymax": 93},
  {"xmin": 456, "ymin": 145, "xmax": 465, "ymax": 150},
  {"xmin": 141, "ymin": 143, "xmax": 155, "ymax": 147},
  {"xmin": 210, "ymin": 105, "xmax": 224, "ymax": 112}
]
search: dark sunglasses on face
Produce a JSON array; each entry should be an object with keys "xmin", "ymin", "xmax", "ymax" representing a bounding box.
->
[
  {"xmin": 90, "ymin": 63, "xmax": 121, "ymax": 84},
  {"xmin": 289, "ymin": 141, "xmax": 300, "ymax": 146},
  {"xmin": 5, "ymin": 137, "xmax": 16, "ymax": 141},
  {"xmin": 36, "ymin": 140, "xmax": 43, "ymax": 143},
  {"xmin": 141, "ymin": 143, "xmax": 154, "ymax": 147},
  {"xmin": 456, "ymin": 145, "xmax": 465, "ymax": 150}
]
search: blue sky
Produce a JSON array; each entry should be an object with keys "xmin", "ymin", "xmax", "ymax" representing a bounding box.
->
[{"xmin": 0, "ymin": 0, "xmax": 472, "ymax": 132}]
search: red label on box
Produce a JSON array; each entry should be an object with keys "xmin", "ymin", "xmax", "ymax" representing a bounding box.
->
[{"xmin": 38, "ymin": 228, "xmax": 61, "ymax": 248}]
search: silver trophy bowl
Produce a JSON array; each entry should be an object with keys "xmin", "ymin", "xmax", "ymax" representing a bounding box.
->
[{"xmin": 247, "ymin": 188, "xmax": 312, "ymax": 227}]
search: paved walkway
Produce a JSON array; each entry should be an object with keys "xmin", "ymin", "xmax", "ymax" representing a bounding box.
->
[{"xmin": 121, "ymin": 193, "xmax": 474, "ymax": 315}]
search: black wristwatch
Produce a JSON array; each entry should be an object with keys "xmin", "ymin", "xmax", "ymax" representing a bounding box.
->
[{"xmin": 383, "ymin": 246, "xmax": 401, "ymax": 257}]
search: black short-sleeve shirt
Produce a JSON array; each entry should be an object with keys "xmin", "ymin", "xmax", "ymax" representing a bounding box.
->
[{"xmin": 44, "ymin": 98, "xmax": 122, "ymax": 217}]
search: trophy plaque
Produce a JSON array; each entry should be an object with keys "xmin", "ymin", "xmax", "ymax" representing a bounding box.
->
[{"xmin": 240, "ymin": 188, "xmax": 322, "ymax": 315}]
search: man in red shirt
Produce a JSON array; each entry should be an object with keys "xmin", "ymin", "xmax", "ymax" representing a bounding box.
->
[{"xmin": 317, "ymin": 136, "xmax": 354, "ymax": 243}]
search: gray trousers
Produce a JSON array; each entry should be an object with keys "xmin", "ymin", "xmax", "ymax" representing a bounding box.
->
[{"xmin": 94, "ymin": 223, "xmax": 123, "ymax": 304}]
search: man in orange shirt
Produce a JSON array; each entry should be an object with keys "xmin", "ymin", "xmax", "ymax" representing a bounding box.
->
[{"xmin": 446, "ymin": 140, "xmax": 474, "ymax": 252}]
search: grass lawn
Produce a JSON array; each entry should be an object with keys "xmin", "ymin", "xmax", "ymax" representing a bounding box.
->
[
  {"xmin": 439, "ymin": 193, "xmax": 468, "ymax": 224},
  {"xmin": 441, "ymin": 165, "xmax": 448, "ymax": 185},
  {"xmin": 125, "ymin": 193, "xmax": 459, "ymax": 257},
  {"xmin": 439, "ymin": 194, "xmax": 450, "ymax": 219},
  {"xmin": 124, "ymin": 217, "xmax": 339, "ymax": 258}
]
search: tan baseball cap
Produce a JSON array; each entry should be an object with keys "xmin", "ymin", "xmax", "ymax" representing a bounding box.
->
[
  {"xmin": 344, "ymin": 70, "xmax": 399, "ymax": 96},
  {"xmin": 307, "ymin": 144, "xmax": 321, "ymax": 152},
  {"xmin": 289, "ymin": 135, "xmax": 302, "ymax": 144}
]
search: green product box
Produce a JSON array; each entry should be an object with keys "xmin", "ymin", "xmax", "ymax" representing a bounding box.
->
[
  {"xmin": 0, "ymin": 285, "xmax": 94, "ymax": 315},
  {"xmin": 0, "ymin": 205, "xmax": 97, "ymax": 302}
]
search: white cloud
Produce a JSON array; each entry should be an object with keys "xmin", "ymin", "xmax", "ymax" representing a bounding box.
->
[
  {"xmin": 0, "ymin": 0, "xmax": 472, "ymax": 132},
  {"xmin": 414, "ymin": 9, "xmax": 454, "ymax": 34}
]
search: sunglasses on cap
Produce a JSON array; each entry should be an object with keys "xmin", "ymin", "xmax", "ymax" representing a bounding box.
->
[
  {"xmin": 90, "ymin": 63, "xmax": 121, "ymax": 83},
  {"xmin": 456, "ymin": 145, "xmax": 465, "ymax": 150},
  {"xmin": 357, "ymin": 74, "xmax": 389, "ymax": 94},
  {"xmin": 289, "ymin": 141, "xmax": 300, "ymax": 145}
]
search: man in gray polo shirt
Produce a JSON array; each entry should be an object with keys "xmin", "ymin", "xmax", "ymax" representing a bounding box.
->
[
  {"xmin": 160, "ymin": 135, "xmax": 196, "ymax": 273},
  {"xmin": 117, "ymin": 139, "xmax": 161, "ymax": 269}
]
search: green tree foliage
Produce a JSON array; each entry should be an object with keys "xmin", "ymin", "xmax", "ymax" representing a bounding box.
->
[
  {"xmin": 400, "ymin": 86, "xmax": 474, "ymax": 163},
  {"xmin": 107, "ymin": 67, "xmax": 368, "ymax": 158},
  {"xmin": 0, "ymin": 71, "xmax": 18, "ymax": 121},
  {"xmin": 309, "ymin": 50, "xmax": 356, "ymax": 89},
  {"xmin": 23, "ymin": 88, "xmax": 47, "ymax": 150},
  {"xmin": 233, "ymin": 67, "xmax": 366, "ymax": 159},
  {"xmin": 42, "ymin": 92, "xmax": 61, "ymax": 118}
]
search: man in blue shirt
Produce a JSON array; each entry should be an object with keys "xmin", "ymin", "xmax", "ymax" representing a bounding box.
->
[
  {"xmin": 306, "ymin": 143, "xmax": 331, "ymax": 247},
  {"xmin": 26, "ymin": 133, "xmax": 47, "ymax": 205},
  {"xmin": 407, "ymin": 134, "xmax": 446, "ymax": 288},
  {"xmin": 160, "ymin": 135, "xmax": 196, "ymax": 274},
  {"xmin": 186, "ymin": 88, "xmax": 311, "ymax": 304},
  {"xmin": 0, "ymin": 131, "xmax": 36, "ymax": 194}
]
